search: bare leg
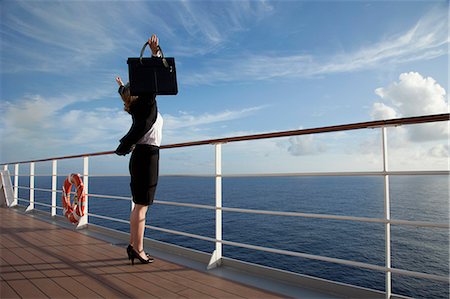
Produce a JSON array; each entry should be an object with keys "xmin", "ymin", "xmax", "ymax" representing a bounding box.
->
[
  {"xmin": 131, "ymin": 203, "xmax": 148, "ymax": 259},
  {"xmin": 129, "ymin": 206, "xmax": 136, "ymax": 247}
]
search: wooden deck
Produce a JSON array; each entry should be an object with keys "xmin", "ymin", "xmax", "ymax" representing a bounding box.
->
[{"xmin": 0, "ymin": 207, "xmax": 284, "ymax": 299}]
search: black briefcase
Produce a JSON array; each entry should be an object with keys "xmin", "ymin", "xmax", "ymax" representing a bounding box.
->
[{"xmin": 127, "ymin": 42, "xmax": 178, "ymax": 96}]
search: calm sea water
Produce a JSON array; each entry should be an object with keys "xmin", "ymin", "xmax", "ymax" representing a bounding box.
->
[{"xmin": 22, "ymin": 175, "xmax": 449, "ymax": 299}]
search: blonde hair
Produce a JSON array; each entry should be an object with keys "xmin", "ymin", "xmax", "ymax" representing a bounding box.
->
[{"xmin": 119, "ymin": 84, "xmax": 138, "ymax": 113}]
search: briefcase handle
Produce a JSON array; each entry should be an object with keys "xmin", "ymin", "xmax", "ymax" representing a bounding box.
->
[{"xmin": 139, "ymin": 42, "xmax": 171, "ymax": 71}]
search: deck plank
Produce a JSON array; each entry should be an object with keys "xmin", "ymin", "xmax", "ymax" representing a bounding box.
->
[
  {"xmin": 52, "ymin": 276, "xmax": 106, "ymax": 298},
  {"xmin": 176, "ymin": 287, "xmax": 216, "ymax": 299},
  {"xmin": 0, "ymin": 207, "xmax": 285, "ymax": 299},
  {"xmin": 6, "ymin": 279, "xmax": 48, "ymax": 298},
  {"xmin": 29, "ymin": 277, "xmax": 77, "ymax": 298},
  {"xmin": 0, "ymin": 280, "xmax": 19, "ymax": 298}
]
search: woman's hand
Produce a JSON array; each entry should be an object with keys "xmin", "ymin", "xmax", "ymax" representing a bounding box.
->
[
  {"xmin": 116, "ymin": 76, "xmax": 124, "ymax": 86},
  {"xmin": 148, "ymin": 34, "xmax": 159, "ymax": 56},
  {"xmin": 115, "ymin": 142, "xmax": 131, "ymax": 156}
]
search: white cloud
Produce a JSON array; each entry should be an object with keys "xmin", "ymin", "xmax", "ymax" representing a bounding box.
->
[
  {"xmin": 1, "ymin": 1, "xmax": 125, "ymax": 74},
  {"xmin": 0, "ymin": 0, "xmax": 275, "ymax": 75},
  {"xmin": 428, "ymin": 144, "xmax": 449, "ymax": 159},
  {"xmin": 2, "ymin": 1, "xmax": 446, "ymax": 84},
  {"xmin": 366, "ymin": 72, "xmax": 449, "ymax": 169},
  {"xmin": 163, "ymin": 106, "xmax": 266, "ymax": 130},
  {"xmin": 160, "ymin": 106, "xmax": 268, "ymax": 147},
  {"xmin": 0, "ymin": 91, "xmax": 125, "ymax": 162},
  {"xmin": 370, "ymin": 102, "xmax": 398, "ymax": 120},
  {"xmin": 0, "ymin": 89, "xmax": 266, "ymax": 162},
  {"xmin": 371, "ymin": 72, "xmax": 448, "ymax": 142},
  {"xmin": 183, "ymin": 55, "xmax": 314, "ymax": 85},
  {"xmin": 317, "ymin": 8, "xmax": 447, "ymax": 74},
  {"xmin": 184, "ymin": 8, "xmax": 448, "ymax": 85},
  {"xmin": 59, "ymin": 108, "xmax": 130, "ymax": 147},
  {"xmin": 287, "ymin": 135, "xmax": 327, "ymax": 156},
  {"xmin": 168, "ymin": 1, "xmax": 274, "ymax": 57},
  {"xmin": 374, "ymin": 72, "xmax": 448, "ymax": 117}
]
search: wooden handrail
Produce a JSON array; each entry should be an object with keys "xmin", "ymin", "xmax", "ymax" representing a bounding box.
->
[{"xmin": 2, "ymin": 113, "xmax": 448, "ymax": 165}]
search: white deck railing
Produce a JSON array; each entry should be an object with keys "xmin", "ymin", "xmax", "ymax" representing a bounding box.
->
[{"xmin": 2, "ymin": 113, "xmax": 449, "ymax": 299}]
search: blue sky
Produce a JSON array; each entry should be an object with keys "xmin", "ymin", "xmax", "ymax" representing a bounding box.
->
[{"xmin": 1, "ymin": 0, "xmax": 448, "ymax": 175}]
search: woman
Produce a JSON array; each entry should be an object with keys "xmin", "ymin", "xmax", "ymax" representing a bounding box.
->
[{"xmin": 115, "ymin": 34, "xmax": 163, "ymax": 265}]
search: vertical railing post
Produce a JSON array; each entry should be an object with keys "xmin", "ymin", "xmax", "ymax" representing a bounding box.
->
[
  {"xmin": 215, "ymin": 143, "xmax": 223, "ymax": 259},
  {"xmin": 51, "ymin": 160, "xmax": 57, "ymax": 216},
  {"xmin": 208, "ymin": 143, "xmax": 223, "ymax": 269},
  {"xmin": 26, "ymin": 162, "xmax": 35, "ymax": 212},
  {"xmin": 76, "ymin": 157, "xmax": 89, "ymax": 229},
  {"xmin": 3, "ymin": 165, "xmax": 7, "ymax": 171},
  {"xmin": 13, "ymin": 164, "xmax": 19, "ymax": 207},
  {"xmin": 382, "ymin": 126, "xmax": 392, "ymax": 299}
]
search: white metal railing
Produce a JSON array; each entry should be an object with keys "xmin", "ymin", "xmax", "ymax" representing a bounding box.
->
[
  {"xmin": 1, "ymin": 113, "xmax": 449, "ymax": 299},
  {"xmin": 382, "ymin": 126, "xmax": 392, "ymax": 298}
]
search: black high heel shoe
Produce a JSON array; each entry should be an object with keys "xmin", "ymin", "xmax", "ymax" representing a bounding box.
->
[
  {"xmin": 126, "ymin": 244, "xmax": 133, "ymax": 261},
  {"xmin": 130, "ymin": 248, "xmax": 154, "ymax": 265},
  {"xmin": 127, "ymin": 244, "xmax": 153, "ymax": 261}
]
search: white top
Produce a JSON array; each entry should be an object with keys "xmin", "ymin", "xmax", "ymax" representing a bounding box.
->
[{"xmin": 137, "ymin": 112, "xmax": 163, "ymax": 147}]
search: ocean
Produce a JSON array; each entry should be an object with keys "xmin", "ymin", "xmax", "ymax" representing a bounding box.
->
[{"xmin": 20, "ymin": 175, "xmax": 449, "ymax": 299}]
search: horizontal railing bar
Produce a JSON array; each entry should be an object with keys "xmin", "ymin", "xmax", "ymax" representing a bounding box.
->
[
  {"xmin": 12, "ymin": 170, "xmax": 449, "ymax": 179},
  {"xmin": 17, "ymin": 186, "xmax": 65, "ymax": 194},
  {"xmin": 17, "ymin": 186, "xmax": 49, "ymax": 191},
  {"xmin": 16, "ymin": 187, "xmax": 130, "ymax": 201},
  {"xmin": 16, "ymin": 198, "xmax": 62, "ymax": 211},
  {"xmin": 17, "ymin": 198, "xmax": 30, "ymax": 203},
  {"xmin": 15, "ymin": 186, "xmax": 192, "ymax": 204},
  {"xmin": 87, "ymin": 193, "xmax": 131, "ymax": 201},
  {"xmin": 33, "ymin": 202, "xmax": 64, "ymax": 210},
  {"xmin": 88, "ymin": 174, "xmax": 130, "ymax": 177},
  {"xmin": 13, "ymin": 175, "xmax": 81, "ymax": 178},
  {"xmin": 2, "ymin": 113, "xmax": 448, "ymax": 165},
  {"xmin": 9, "ymin": 174, "xmax": 126, "ymax": 177},
  {"xmin": 220, "ymin": 170, "xmax": 450, "ymax": 178},
  {"xmin": 153, "ymin": 200, "xmax": 216, "ymax": 210},
  {"xmin": 12, "ymin": 174, "xmax": 61, "ymax": 177},
  {"xmin": 25, "ymin": 187, "xmax": 54, "ymax": 193},
  {"xmin": 145, "ymin": 224, "xmax": 217, "ymax": 243},
  {"xmin": 89, "ymin": 173, "xmax": 214, "ymax": 178},
  {"xmin": 159, "ymin": 174, "xmax": 214, "ymax": 177},
  {"xmin": 389, "ymin": 267, "xmax": 450, "ymax": 283},
  {"xmin": 388, "ymin": 219, "xmax": 449, "ymax": 228},
  {"xmin": 153, "ymin": 201, "xmax": 449, "ymax": 228},
  {"xmin": 221, "ymin": 207, "xmax": 449, "ymax": 228},
  {"xmin": 2, "ymin": 150, "xmax": 115, "ymax": 165},
  {"xmin": 88, "ymin": 212, "xmax": 130, "ymax": 224},
  {"xmin": 153, "ymin": 171, "xmax": 450, "ymax": 177},
  {"xmin": 18, "ymin": 189, "xmax": 132, "ymax": 203}
]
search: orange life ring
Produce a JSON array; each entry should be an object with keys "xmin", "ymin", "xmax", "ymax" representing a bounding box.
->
[{"xmin": 62, "ymin": 173, "xmax": 86, "ymax": 224}]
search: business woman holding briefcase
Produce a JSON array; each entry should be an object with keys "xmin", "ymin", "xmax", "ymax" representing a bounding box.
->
[{"xmin": 115, "ymin": 34, "xmax": 176, "ymax": 265}]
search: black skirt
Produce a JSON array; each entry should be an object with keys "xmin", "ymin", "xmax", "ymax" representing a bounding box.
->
[{"xmin": 129, "ymin": 144, "xmax": 160, "ymax": 206}]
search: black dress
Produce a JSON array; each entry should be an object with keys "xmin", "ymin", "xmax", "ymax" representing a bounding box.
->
[{"xmin": 115, "ymin": 94, "xmax": 159, "ymax": 206}]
